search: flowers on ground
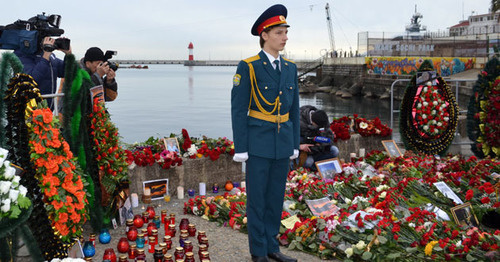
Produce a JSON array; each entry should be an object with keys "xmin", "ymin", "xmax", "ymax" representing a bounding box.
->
[
  {"xmin": 330, "ymin": 114, "xmax": 392, "ymax": 142},
  {"xmin": 0, "ymin": 147, "xmax": 31, "ymax": 220},
  {"xmin": 28, "ymin": 107, "xmax": 88, "ymax": 242}
]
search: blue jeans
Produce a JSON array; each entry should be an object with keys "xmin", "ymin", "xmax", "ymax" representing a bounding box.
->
[{"xmin": 304, "ymin": 145, "xmax": 339, "ymax": 169}]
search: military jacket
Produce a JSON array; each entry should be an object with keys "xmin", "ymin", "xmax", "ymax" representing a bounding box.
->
[{"xmin": 231, "ymin": 50, "xmax": 300, "ymax": 159}]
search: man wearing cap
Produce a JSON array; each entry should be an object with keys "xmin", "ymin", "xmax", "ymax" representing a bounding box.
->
[
  {"xmin": 299, "ymin": 105, "xmax": 339, "ymax": 170},
  {"xmin": 80, "ymin": 47, "xmax": 118, "ymax": 101},
  {"xmin": 231, "ymin": 4, "xmax": 299, "ymax": 262}
]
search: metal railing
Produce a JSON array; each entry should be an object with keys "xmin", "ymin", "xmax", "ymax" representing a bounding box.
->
[
  {"xmin": 41, "ymin": 93, "xmax": 64, "ymax": 116},
  {"xmin": 390, "ymin": 78, "xmax": 476, "ymax": 144}
]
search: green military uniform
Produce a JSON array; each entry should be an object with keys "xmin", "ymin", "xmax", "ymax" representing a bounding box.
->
[{"xmin": 231, "ymin": 50, "xmax": 300, "ymax": 256}]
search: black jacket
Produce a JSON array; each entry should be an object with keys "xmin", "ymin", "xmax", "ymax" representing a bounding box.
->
[{"xmin": 299, "ymin": 105, "xmax": 334, "ymax": 153}]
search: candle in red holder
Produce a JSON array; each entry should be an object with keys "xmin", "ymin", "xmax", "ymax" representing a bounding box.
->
[
  {"xmin": 198, "ymin": 244, "xmax": 207, "ymax": 260},
  {"xmin": 163, "ymin": 235, "xmax": 173, "ymax": 250},
  {"xmin": 136, "ymin": 249, "xmax": 146, "ymax": 261},
  {"xmin": 179, "ymin": 218, "xmax": 189, "ymax": 231},
  {"xmin": 89, "ymin": 234, "xmax": 96, "ymax": 247},
  {"xmin": 161, "ymin": 210, "xmax": 167, "ymax": 224},
  {"xmin": 142, "ymin": 211, "xmax": 150, "ymax": 224},
  {"xmin": 159, "ymin": 242, "xmax": 167, "ymax": 254},
  {"xmin": 174, "ymin": 247, "xmax": 185, "ymax": 260},
  {"xmin": 169, "ymin": 213, "xmax": 176, "ymax": 225},
  {"xmin": 128, "ymin": 244, "xmax": 137, "ymax": 259},
  {"xmin": 141, "ymin": 228, "xmax": 148, "ymax": 238},
  {"xmin": 163, "ymin": 254, "xmax": 174, "ymax": 262},
  {"xmin": 125, "ymin": 219, "xmax": 133, "ymax": 234},
  {"xmin": 127, "ymin": 226, "xmax": 138, "ymax": 241},
  {"xmin": 187, "ymin": 224, "xmax": 196, "ymax": 237},
  {"xmin": 148, "ymin": 236, "xmax": 156, "ymax": 253},
  {"xmin": 133, "ymin": 214, "xmax": 144, "ymax": 228},
  {"xmin": 185, "ymin": 252, "xmax": 195, "ymax": 262},
  {"xmin": 118, "ymin": 254, "xmax": 128, "ymax": 262},
  {"xmin": 146, "ymin": 206, "xmax": 156, "ymax": 219},
  {"xmin": 147, "ymin": 222, "xmax": 157, "ymax": 236},
  {"xmin": 200, "ymin": 236, "xmax": 209, "ymax": 248},
  {"xmin": 180, "ymin": 230, "xmax": 188, "ymax": 237},
  {"xmin": 197, "ymin": 231, "xmax": 206, "ymax": 244},
  {"xmin": 117, "ymin": 237, "xmax": 130, "ymax": 253},
  {"xmin": 168, "ymin": 224, "xmax": 176, "ymax": 237},
  {"xmin": 200, "ymin": 251, "xmax": 210, "ymax": 261},
  {"xmin": 183, "ymin": 240, "xmax": 193, "ymax": 253},
  {"xmin": 103, "ymin": 248, "xmax": 117, "ymax": 262},
  {"xmin": 151, "ymin": 229, "xmax": 159, "ymax": 244}
]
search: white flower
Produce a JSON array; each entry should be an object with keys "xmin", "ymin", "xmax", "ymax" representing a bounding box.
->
[
  {"xmin": 1, "ymin": 199, "xmax": 11, "ymax": 213},
  {"xmin": 376, "ymin": 185, "xmax": 389, "ymax": 192},
  {"xmin": 424, "ymin": 221, "xmax": 433, "ymax": 230},
  {"xmin": 359, "ymin": 122, "xmax": 368, "ymax": 129},
  {"xmin": 431, "ymin": 110, "xmax": 436, "ymax": 115},
  {"xmin": 379, "ymin": 192, "xmax": 387, "ymax": 199},
  {"xmin": 408, "ymin": 223, "xmax": 416, "ymax": 228},
  {"xmin": 3, "ymin": 165, "xmax": 16, "ymax": 180},
  {"xmin": 422, "ymin": 114, "xmax": 427, "ymax": 119},
  {"xmin": 331, "ymin": 199, "xmax": 338, "ymax": 205},
  {"xmin": 423, "ymin": 102, "xmax": 428, "ymax": 107},
  {"xmin": 423, "ymin": 86, "xmax": 428, "ymax": 92},
  {"xmin": 0, "ymin": 181, "xmax": 12, "ymax": 194},
  {"xmin": 345, "ymin": 198, "xmax": 352, "ymax": 205},
  {"xmin": 355, "ymin": 240, "xmax": 367, "ymax": 250},
  {"xmin": 423, "ymin": 125, "xmax": 429, "ymax": 131},
  {"xmin": 3, "ymin": 160, "xmax": 11, "ymax": 169},
  {"xmin": 128, "ymin": 162, "xmax": 137, "ymax": 170},
  {"xmin": 433, "ymin": 101, "xmax": 438, "ymax": 106},
  {"xmin": 444, "ymin": 117, "xmax": 449, "ymax": 121},
  {"xmin": 456, "ymin": 240, "xmax": 462, "ymax": 247},
  {"xmin": 345, "ymin": 247, "xmax": 354, "ymax": 258},
  {"xmin": 434, "ymin": 129, "xmax": 439, "ymax": 133},
  {"xmin": 19, "ymin": 185, "xmax": 27, "ymax": 197},
  {"xmin": 9, "ymin": 189, "xmax": 19, "ymax": 202},
  {"xmin": 289, "ymin": 203, "xmax": 296, "ymax": 210},
  {"xmin": 0, "ymin": 147, "xmax": 8, "ymax": 166},
  {"xmin": 417, "ymin": 103, "xmax": 422, "ymax": 109},
  {"xmin": 12, "ymin": 175, "xmax": 20, "ymax": 185}
]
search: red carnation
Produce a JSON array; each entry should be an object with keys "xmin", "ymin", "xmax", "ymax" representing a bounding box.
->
[
  {"xmin": 481, "ymin": 197, "xmax": 490, "ymax": 204},
  {"xmin": 465, "ymin": 189, "xmax": 474, "ymax": 201}
]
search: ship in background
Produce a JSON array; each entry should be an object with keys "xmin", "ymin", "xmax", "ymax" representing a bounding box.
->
[{"xmin": 392, "ymin": 5, "xmax": 427, "ymax": 41}]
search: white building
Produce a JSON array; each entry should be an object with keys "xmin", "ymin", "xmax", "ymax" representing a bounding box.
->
[{"xmin": 449, "ymin": 11, "xmax": 500, "ymax": 36}]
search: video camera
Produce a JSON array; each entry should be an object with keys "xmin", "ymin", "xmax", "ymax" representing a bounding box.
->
[
  {"xmin": 0, "ymin": 13, "xmax": 69, "ymax": 54},
  {"xmin": 103, "ymin": 50, "xmax": 119, "ymax": 71}
]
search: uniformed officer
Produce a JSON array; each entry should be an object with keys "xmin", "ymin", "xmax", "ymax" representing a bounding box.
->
[{"xmin": 231, "ymin": 4, "xmax": 299, "ymax": 262}]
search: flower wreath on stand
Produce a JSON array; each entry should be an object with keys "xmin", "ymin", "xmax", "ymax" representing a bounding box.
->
[
  {"xmin": 467, "ymin": 57, "xmax": 500, "ymax": 158},
  {"xmin": 89, "ymin": 98, "xmax": 129, "ymax": 220},
  {"xmin": 400, "ymin": 60, "xmax": 458, "ymax": 155},
  {"xmin": 27, "ymin": 106, "xmax": 89, "ymax": 243}
]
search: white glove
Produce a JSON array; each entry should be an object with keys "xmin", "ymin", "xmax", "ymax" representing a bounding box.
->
[
  {"xmin": 290, "ymin": 149, "xmax": 299, "ymax": 160},
  {"xmin": 233, "ymin": 152, "xmax": 248, "ymax": 162}
]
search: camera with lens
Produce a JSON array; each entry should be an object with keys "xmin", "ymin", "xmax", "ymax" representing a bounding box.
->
[
  {"xmin": 103, "ymin": 50, "xmax": 119, "ymax": 71},
  {"xmin": 0, "ymin": 13, "xmax": 69, "ymax": 54}
]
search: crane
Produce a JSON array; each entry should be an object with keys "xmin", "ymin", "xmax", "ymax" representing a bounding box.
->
[{"xmin": 325, "ymin": 3, "xmax": 335, "ymax": 54}]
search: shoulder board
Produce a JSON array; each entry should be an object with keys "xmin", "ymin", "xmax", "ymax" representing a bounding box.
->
[
  {"xmin": 283, "ymin": 57, "xmax": 295, "ymax": 64},
  {"xmin": 243, "ymin": 55, "xmax": 260, "ymax": 64}
]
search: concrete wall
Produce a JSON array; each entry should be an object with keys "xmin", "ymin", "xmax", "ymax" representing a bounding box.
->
[
  {"xmin": 128, "ymin": 154, "xmax": 245, "ymax": 196},
  {"xmin": 335, "ymin": 134, "xmax": 390, "ymax": 160}
]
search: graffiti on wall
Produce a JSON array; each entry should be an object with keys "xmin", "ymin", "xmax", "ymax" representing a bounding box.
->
[{"xmin": 365, "ymin": 57, "xmax": 475, "ymax": 76}]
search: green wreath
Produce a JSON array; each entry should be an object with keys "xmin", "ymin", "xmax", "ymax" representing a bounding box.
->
[
  {"xmin": 399, "ymin": 60, "xmax": 459, "ymax": 155},
  {"xmin": 466, "ymin": 57, "xmax": 500, "ymax": 158}
]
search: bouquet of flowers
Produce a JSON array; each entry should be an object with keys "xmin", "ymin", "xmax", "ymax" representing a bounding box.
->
[
  {"xmin": 330, "ymin": 114, "xmax": 392, "ymax": 142},
  {"xmin": 0, "ymin": 147, "xmax": 30, "ymax": 220},
  {"xmin": 178, "ymin": 129, "xmax": 235, "ymax": 160},
  {"xmin": 27, "ymin": 107, "xmax": 88, "ymax": 242},
  {"xmin": 125, "ymin": 137, "xmax": 183, "ymax": 170}
]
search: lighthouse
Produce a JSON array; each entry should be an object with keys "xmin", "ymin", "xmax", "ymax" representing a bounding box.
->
[{"xmin": 188, "ymin": 42, "xmax": 194, "ymax": 61}]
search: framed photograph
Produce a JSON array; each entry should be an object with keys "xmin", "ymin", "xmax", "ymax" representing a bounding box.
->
[
  {"xmin": 164, "ymin": 137, "xmax": 180, "ymax": 154},
  {"xmin": 433, "ymin": 181, "xmax": 464, "ymax": 204},
  {"xmin": 89, "ymin": 85, "xmax": 105, "ymax": 105},
  {"xmin": 382, "ymin": 140, "xmax": 402, "ymax": 157},
  {"xmin": 315, "ymin": 158, "xmax": 342, "ymax": 180},
  {"xmin": 143, "ymin": 179, "xmax": 169, "ymax": 200},
  {"xmin": 450, "ymin": 202, "xmax": 479, "ymax": 228},
  {"xmin": 416, "ymin": 71, "xmax": 437, "ymax": 85},
  {"xmin": 305, "ymin": 197, "xmax": 340, "ymax": 218}
]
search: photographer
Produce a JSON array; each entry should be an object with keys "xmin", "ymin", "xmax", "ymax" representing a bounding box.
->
[
  {"xmin": 80, "ymin": 47, "xmax": 118, "ymax": 101},
  {"xmin": 299, "ymin": 105, "xmax": 339, "ymax": 170},
  {"xmin": 14, "ymin": 36, "xmax": 71, "ymax": 109}
]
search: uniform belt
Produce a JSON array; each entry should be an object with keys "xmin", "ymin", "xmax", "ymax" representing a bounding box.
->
[{"xmin": 248, "ymin": 109, "xmax": 289, "ymax": 123}]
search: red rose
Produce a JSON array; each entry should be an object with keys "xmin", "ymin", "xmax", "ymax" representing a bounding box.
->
[
  {"xmin": 465, "ymin": 189, "xmax": 474, "ymax": 201},
  {"xmin": 481, "ymin": 197, "xmax": 490, "ymax": 204}
]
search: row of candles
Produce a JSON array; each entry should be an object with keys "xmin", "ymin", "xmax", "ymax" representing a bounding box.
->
[
  {"xmin": 82, "ymin": 206, "xmax": 211, "ymax": 261},
  {"xmin": 174, "ymin": 181, "xmax": 245, "ymax": 200}
]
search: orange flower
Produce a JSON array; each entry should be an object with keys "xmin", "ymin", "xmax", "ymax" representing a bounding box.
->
[
  {"xmin": 42, "ymin": 109, "xmax": 53, "ymax": 123},
  {"xmin": 54, "ymin": 222, "xmax": 69, "ymax": 236},
  {"xmin": 58, "ymin": 212, "xmax": 68, "ymax": 223},
  {"xmin": 51, "ymin": 200, "xmax": 64, "ymax": 210},
  {"xmin": 70, "ymin": 212, "xmax": 81, "ymax": 223}
]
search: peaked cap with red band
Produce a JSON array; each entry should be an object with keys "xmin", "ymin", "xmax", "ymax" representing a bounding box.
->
[{"xmin": 251, "ymin": 4, "xmax": 289, "ymax": 36}]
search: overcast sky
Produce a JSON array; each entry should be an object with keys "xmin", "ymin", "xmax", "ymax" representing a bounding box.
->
[{"xmin": 1, "ymin": 0, "xmax": 493, "ymax": 60}]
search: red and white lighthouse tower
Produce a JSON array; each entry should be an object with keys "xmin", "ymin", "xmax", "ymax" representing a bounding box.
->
[{"xmin": 188, "ymin": 42, "xmax": 194, "ymax": 61}]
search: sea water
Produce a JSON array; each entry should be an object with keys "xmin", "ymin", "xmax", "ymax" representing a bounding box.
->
[{"xmin": 106, "ymin": 64, "xmax": 394, "ymax": 143}]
